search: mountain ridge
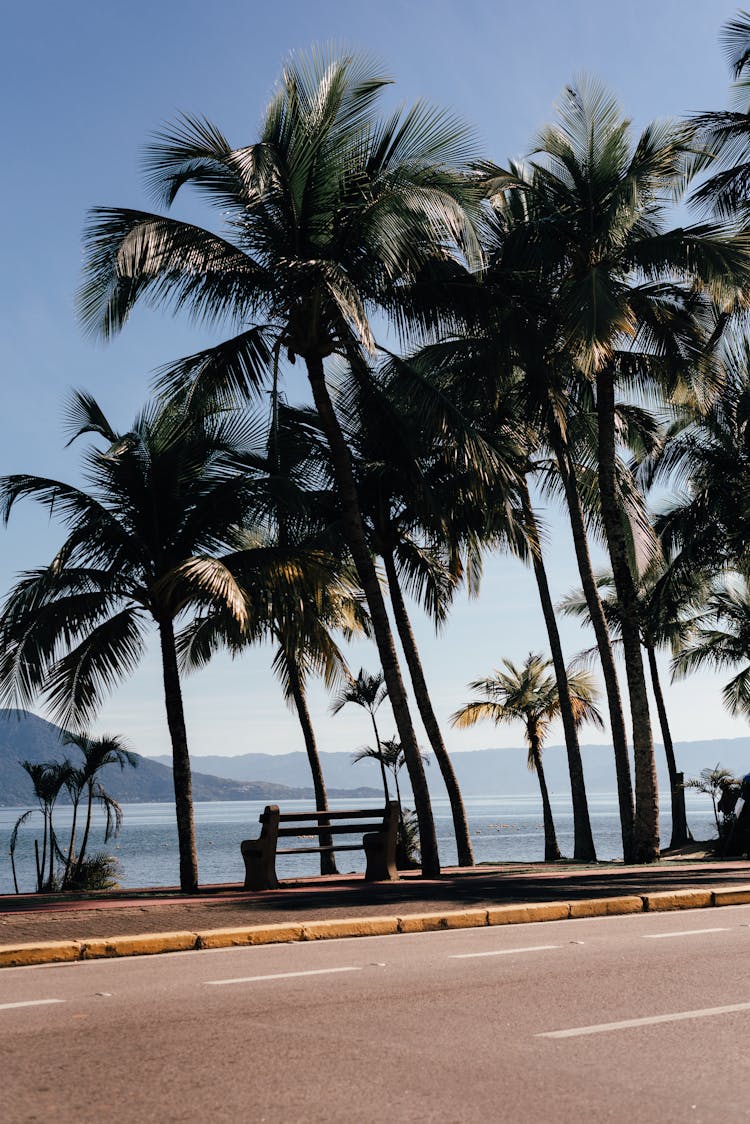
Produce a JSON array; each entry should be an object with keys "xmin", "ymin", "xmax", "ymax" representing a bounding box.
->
[{"xmin": 0, "ymin": 710, "xmax": 381, "ymax": 806}]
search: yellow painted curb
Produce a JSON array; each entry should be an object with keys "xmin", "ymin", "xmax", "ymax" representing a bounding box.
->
[
  {"xmin": 0, "ymin": 940, "xmax": 81, "ymax": 968},
  {"xmin": 302, "ymin": 917, "xmax": 400, "ymax": 941},
  {"xmin": 569, "ymin": 895, "xmax": 643, "ymax": 919},
  {"xmin": 5, "ymin": 882, "xmax": 750, "ymax": 969},
  {"xmin": 398, "ymin": 909, "xmax": 489, "ymax": 933},
  {"xmin": 712, "ymin": 886, "xmax": 750, "ymax": 907},
  {"xmin": 81, "ymin": 931, "xmax": 198, "ymax": 959},
  {"xmin": 197, "ymin": 923, "xmax": 304, "ymax": 949},
  {"xmin": 487, "ymin": 903, "xmax": 570, "ymax": 926},
  {"xmin": 643, "ymin": 889, "xmax": 713, "ymax": 912}
]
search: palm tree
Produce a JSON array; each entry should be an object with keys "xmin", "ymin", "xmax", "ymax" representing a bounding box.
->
[
  {"xmin": 12, "ymin": 760, "xmax": 73, "ymax": 892},
  {"xmin": 399, "ymin": 198, "xmax": 635, "ymax": 861},
  {"xmin": 673, "ymin": 576, "xmax": 750, "ymax": 720},
  {"xmin": 77, "ymin": 50, "xmax": 486, "ymax": 876},
  {"xmin": 689, "ymin": 11, "xmax": 750, "ymax": 220},
  {"xmin": 450, "ymin": 653, "xmax": 603, "ymax": 862},
  {"xmin": 486, "ymin": 81, "xmax": 750, "ymax": 862},
  {"xmin": 559, "ymin": 563, "xmax": 707, "ymax": 848},
  {"xmin": 60, "ymin": 732, "xmax": 136, "ymax": 888},
  {"xmin": 180, "ymin": 536, "xmax": 369, "ymax": 876},
  {"xmin": 0, "ymin": 393, "xmax": 258, "ymax": 892},
  {"xmin": 331, "ymin": 669, "xmax": 390, "ymax": 803},
  {"xmin": 331, "ymin": 366, "xmax": 492, "ymax": 866}
]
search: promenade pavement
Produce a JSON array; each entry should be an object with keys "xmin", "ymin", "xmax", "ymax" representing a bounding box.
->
[{"xmin": 2, "ymin": 857, "xmax": 750, "ymax": 946}]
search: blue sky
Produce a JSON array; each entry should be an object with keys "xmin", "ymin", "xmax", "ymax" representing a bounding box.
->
[{"xmin": 1, "ymin": 0, "xmax": 747, "ymax": 761}]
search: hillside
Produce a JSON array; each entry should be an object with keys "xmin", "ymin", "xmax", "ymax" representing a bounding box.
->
[
  {"xmin": 0, "ymin": 711, "xmax": 380, "ymax": 806},
  {"xmin": 151, "ymin": 737, "xmax": 750, "ymax": 798}
]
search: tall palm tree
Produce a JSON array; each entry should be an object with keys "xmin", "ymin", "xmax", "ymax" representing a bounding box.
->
[
  {"xmin": 0, "ymin": 393, "xmax": 258, "ymax": 892},
  {"xmin": 398, "ymin": 199, "xmax": 636, "ymax": 860},
  {"xmin": 450, "ymin": 653, "xmax": 603, "ymax": 862},
  {"xmin": 331, "ymin": 669, "xmax": 390, "ymax": 803},
  {"xmin": 487, "ymin": 81, "xmax": 750, "ymax": 861},
  {"xmin": 331, "ymin": 366, "xmax": 499, "ymax": 866},
  {"xmin": 77, "ymin": 50, "xmax": 486, "ymax": 876}
]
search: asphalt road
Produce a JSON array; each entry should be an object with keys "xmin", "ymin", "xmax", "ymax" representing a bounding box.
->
[{"xmin": 3, "ymin": 906, "xmax": 750, "ymax": 1123}]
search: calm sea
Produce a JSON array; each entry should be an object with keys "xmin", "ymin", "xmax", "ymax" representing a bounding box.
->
[{"xmin": 0, "ymin": 793, "xmax": 722, "ymax": 895}]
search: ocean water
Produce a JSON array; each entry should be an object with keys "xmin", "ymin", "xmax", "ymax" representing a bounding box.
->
[{"xmin": 0, "ymin": 792, "xmax": 724, "ymax": 896}]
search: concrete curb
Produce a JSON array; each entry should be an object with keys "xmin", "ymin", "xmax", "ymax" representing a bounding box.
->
[{"xmin": 3, "ymin": 884, "xmax": 750, "ymax": 969}]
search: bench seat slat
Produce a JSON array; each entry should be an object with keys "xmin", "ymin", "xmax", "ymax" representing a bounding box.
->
[
  {"xmin": 277, "ymin": 843, "xmax": 365, "ymax": 855},
  {"xmin": 262, "ymin": 808, "xmax": 386, "ymax": 823},
  {"xmin": 276, "ymin": 823, "xmax": 384, "ymax": 837}
]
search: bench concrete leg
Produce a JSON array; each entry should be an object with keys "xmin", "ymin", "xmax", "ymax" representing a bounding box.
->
[
  {"xmin": 241, "ymin": 841, "xmax": 279, "ymax": 891},
  {"xmin": 363, "ymin": 830, "xmax": 399, "ymax": 882}
]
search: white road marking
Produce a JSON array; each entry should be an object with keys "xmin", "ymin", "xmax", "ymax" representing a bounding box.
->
[
  {"xmin": 0, "ymin": 999, "xmax": 65, "ymax": 1011},
  {"xmin": 538, "ymin": 1001, "xmax": 750, "ymax": 1039},
  {"xmin": 450, "ymin": 944, "xmax": 560, "ymax": 959},
  {"xmin": 205, "ymin": 966, "xmax": 362, "ymax": 986},
  {"xmin": 643, "ymin": 928, "xmax": 729, "ymax": 939}
]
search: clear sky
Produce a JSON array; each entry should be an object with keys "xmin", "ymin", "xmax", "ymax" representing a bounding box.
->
[{"xmin": 1, "ymin": 0, "xmax": 747, "ymax": 762}]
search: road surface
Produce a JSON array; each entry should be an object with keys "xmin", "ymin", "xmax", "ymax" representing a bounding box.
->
[{"xmin": 3, "ymin": 905, "xmax": 750, "ymax": 1122}]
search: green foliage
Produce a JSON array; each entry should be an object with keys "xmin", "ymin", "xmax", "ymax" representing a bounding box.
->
[{"xmin": 66, "ymin": 852, "xmax": 121, "ymax": 892}]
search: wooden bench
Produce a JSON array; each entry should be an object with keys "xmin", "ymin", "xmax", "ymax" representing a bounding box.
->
[{"xmin": 241, "ymin": 802, "xmax": 400, "ymax": 890}]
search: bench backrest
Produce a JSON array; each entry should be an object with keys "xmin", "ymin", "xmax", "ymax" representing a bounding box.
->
[{"xmin": 257, "ymin": 804, "xmax": 397, "ymax": 842}]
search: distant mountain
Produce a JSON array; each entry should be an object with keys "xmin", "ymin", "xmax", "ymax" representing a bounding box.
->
[
  {"xmin": 151, "ymin": 737, "xmax": 750, "ymax": 798},
  {"xmin": 0, "ymin": 710, "xmax": 380, "ymax": 806}
]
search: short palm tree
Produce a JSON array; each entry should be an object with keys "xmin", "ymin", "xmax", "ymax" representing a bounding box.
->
[
  {"xmin": 77, "ymin": 50, "xmax": 485, "ymax": 875},
  {"xmin": 61, "ymin": 733, "xmax": 136, "ymax": 888},
  {"xmin": 180, "ymin": 535, "xmax": 369, "ymax": 876},
  {"xmin": 11, "ymin": 760, "xmax": 73, "ymax": 892},
  {"xmin": 559, "ymin": 562, "xmax": 708, "ymax": 848},
  {"xmin": 331, "ymin": 669, "xmax": 390, "ymax": 803},
  {"xmin": 450, "ymin": 654, "xmax": 603, "ymax": 862},
  {"xmin": 0, "ymin": 393, "xmax": 256, "ymax": 892}
]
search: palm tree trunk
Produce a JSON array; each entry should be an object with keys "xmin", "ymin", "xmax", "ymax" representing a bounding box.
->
[
  {"xmin": 382, "ymin": 545, "xmax": 474, "ymax": 866},
  {"xmin": 157, "ymin": 615, "xmax": 200, "ymax": 892},
  {"xmin": 287, "ymin": 656, "xmax": 338, "ymax": 875},
  {"xmin": 305, "ymin": 355, "xmax": 440, "ymax": 876},
  {"xmin": 596, "ymin": 369, "xmax": 659, "ymax": 863},
  {"xmin": 550, "ymin": 425, "xmax": 635, "ymax": 861},
  {"xmin": 73, "ymin": 783, "xmax": 95, "ymax": 885},
  {"xmin": 368, "ymin": 713, "xmax": 391, "ymax": 804},
  {"xmin": 520, "ymin": 482, "xmax": 596, "ymax": 862},
  {"xmin": 529, "ymin": 732, "xmax": 561, "ymax": 862},
  {"xmin": 47, "ymin": 806, "xmax": 56, "ymax": 889},
  {"xmin": 63, "ymin": 796, "xmax": 80, "ymax": 888},
  {"xmin": 645, "ymin": 643, "xmax": 689, "ymax": 849}
]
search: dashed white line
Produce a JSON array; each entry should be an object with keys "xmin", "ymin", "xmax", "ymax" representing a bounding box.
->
[
  {"xmin": 450, "ymin": 945, "xmax": 560, "ymax": 960},
  {"xmin": 205, "ymin": 966, "xmax": 362, "ymax": 986},
  {"xmin": 0, "ymin": 999, "xmax": 65, "ymax": 1011},
  {"xmin": 643, "ymin": 928, "xmax": 729, "ymax": 940},
  {"xmin": 537, "ymin": 1001, "xmax": 750, "ymax": 1039}
]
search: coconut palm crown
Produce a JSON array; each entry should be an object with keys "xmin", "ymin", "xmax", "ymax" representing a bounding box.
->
[{"xmin": 451, "ymin": 653, "xmax": 603, "ymax": 861}]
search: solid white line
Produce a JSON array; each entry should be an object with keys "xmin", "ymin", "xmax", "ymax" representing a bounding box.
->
[
  {"xmin": 450, "ymin": 945, "xmax": 559, "ymax": 960},
  {"xmin": 643, "ymin": 928, "xmax": 729, "ymax": 940},
  {"xmin": 205, "ymin": 966, "xmax": 362, "ymax": 986},
  {"xmin": 537, "ymin": 1001, "xmax": 750, "ymax": 1039},
  {"xmin": 0, "ymin": 999, "xmax": 65, "ymax": 1011}
]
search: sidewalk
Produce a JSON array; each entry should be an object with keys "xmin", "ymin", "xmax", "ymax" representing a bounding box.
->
[{"xmin": 2, "ymin": 859, "xmax": 750, "ymax": 949}]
